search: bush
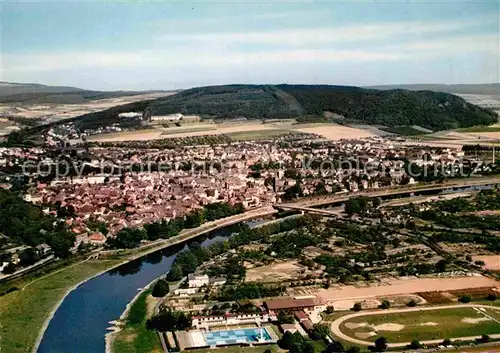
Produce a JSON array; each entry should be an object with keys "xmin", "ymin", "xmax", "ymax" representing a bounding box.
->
[
  {"xmin": 406, "ymin": 299, "xmax": 417, "ymax": 307},
  {"xmin": 352, "ymin": 302, "xmax": 362, "ymax": 312},
  {"xmin": 459, "ymin": 294, "xmax": 471, "ymax": 303},
  {"xmin": 374, "ymin": 337, "xmax": 388, "ymax": 352},
  {"xmin": 442, "ymin": 338, "xmax": 452, "ymax": 346},
  {"xmin": 151, "ymin": 279, "xmax": 170, "ymax": 297},
  {"xmin": 480, "ymin": 334, "xmax": 490, "ymax": 343},
  {"xmin": 379, "ymin": 299, "xmax": 390, "ymax": 310},
  {"xmin": 409, "ymin": 340, "xmax": 422, "ymax": 349},
  {"xmin": 346, "ymin": 347, "xmax": 360, "ymax": 353},
  {"xmin": 326, "ymin": 305, "xmax": 335, "ymax": 314},
  {"xmin": 487, "ymin": 293, "xmax": 497, "ymax": 301}
]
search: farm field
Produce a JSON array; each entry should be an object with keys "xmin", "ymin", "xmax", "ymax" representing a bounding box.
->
[
  {"xmin": 339, "ymin": 306, "xmax": 500, "ymax": 343},
  {"xmin": 86, "ymin": 121, "xmax": 375, "ymax": 142},
  {"xmin": 292, "ymin": 123, "xmax": 375, "ymax": 140},
  {"xmin": 226, "ymin": 129, "xmax": 298, "ymax": 141},
  {"xmin": 473, "ymin": 256, "xmax": 500, "ymax": 271},
  {"xmin": 315, "ymin": 276, "xmax": 499, "ymax": 303}
]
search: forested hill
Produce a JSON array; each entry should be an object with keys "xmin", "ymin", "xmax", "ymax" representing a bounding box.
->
[{"xmin": 147, "ymin": 84, "xmax": 497, "ymax": 130}]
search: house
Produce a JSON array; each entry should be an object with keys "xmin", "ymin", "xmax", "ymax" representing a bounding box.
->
[
  {"xmin": 35, "ymin": 243, "xmax": 52, "ymax": 256},
  {"xmin": 280, "ymin": 324, "xmax": 298, "ymax": 334},
  {"xmin": 264, "ymin": 297, "xmax": 320, "ymax": 312},
  {"xmin": 188, "ymin": 274, "xmax": 209, "ymax": 288},
  {"xmin": 300, "ymin": 319, "xmax": 314, "ymax": 332},
  {"xmin": 88, "ymin": 233, "xmax": 106, "ymax": 245}
]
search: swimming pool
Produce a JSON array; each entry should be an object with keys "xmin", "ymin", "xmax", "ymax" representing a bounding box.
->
[{"xmin": 204, "ymin": 327, "xmax": 272, "ymax": 346}]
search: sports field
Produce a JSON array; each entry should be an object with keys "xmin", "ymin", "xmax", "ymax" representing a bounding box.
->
[{"xmin": 340, "ymin": 307, "xmax": 500, "ymax": 343}]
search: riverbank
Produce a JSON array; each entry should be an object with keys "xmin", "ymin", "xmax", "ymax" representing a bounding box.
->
[
  {"xmin": 0, "ymin": 207, "xmax": 275, "ymax": 353},
  {"xmin": 104, "ymin": 276, "xmax": 160, "ymax": 353}
]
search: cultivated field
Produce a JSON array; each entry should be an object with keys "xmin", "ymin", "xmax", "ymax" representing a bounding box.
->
[
  {"xmin": 0, "ymin": 92, "xmax": 175, "ymax": 123},
  {"xmin": 473, "ymin": 255, "xmax": 500, "ymax": 271},
  {"xmin": 293, "ymin": 123, "xmax": 375, "ymax": 140},
  {"xmin": 316, "ymin": 276, "xmax": 499, "ymax": 303},
  {"xmin": 245, "ymin": 261, "xmax": 304, "ymax": 283},
  {"xmin": 339, "ymin": 306, "xmax": 500, "ymax": 343},
  {"xmin": 87, "ymin": 122, "xmax": 375, "ymax": 142}
]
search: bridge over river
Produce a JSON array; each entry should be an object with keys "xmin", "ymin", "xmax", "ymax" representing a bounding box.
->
[{"xmin": 274, "ymin": 177, "xmax": 500, "ymax": 214}]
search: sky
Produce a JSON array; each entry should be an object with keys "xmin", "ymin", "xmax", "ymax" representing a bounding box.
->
[{"xmin": 1, "ymin": 1, "xmax": 498, "ymax": 91}]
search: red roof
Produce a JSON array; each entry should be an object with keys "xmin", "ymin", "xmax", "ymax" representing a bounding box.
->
[{"xmin": 265, "ymin": 297, "xmax": 317, "ymax": 311}]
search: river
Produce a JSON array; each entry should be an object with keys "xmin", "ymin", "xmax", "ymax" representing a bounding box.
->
[{"xmin": 36, "ymin": 225, "xmax": 241, "ymax": 353}]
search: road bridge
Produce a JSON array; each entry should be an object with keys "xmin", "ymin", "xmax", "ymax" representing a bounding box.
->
[{"xmin": 276, "ymin": 177, "xmax": 500, "ymax": 210}]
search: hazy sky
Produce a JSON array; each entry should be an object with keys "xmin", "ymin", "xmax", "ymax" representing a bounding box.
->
[{"xmin": 1, "ymin": 1, "xmax": 498, "ymax": 90}]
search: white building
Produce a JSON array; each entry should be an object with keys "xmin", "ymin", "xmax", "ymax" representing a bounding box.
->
[
  {"xmin": 118, "ymin": 112, "xmax": 142, "ymax": 118},
  {"xmin": 188, "ymin": 274, "xmax": 209, "ymax": 288},
  {"xmin": 151, "ymin": 113, "xmax": 183, "ymax": 122}
]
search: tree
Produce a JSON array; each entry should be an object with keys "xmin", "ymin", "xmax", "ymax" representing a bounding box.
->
[
  {"xmin": 442, "ymin": 338, "xmax": 452, "ymax": 346},
  {"xmin": 166, "ymin": 264, "xmax": 183, "ymax": 282},
  {"xmin": 325, "ymin": 340, "xmax": 345, "ymax": 352},
  {"xmin": 374, "ymin": 337, "xmax": 388, "ymax": 352},
  {"xmin": 409, "ymin": 340, "xmax": 422, "ymax": 349},
  {"xmin": 459, "ymin": 294, "xmax": 471, "ymax": 303},
  {"xmin": 151, "ymin": 279, "xmax": 170, "ymax": 297},
  {"xmin": 435, "ymin": 259, "xmax": 449, "ymax": 272},
  {"xmin": 487, "ymin": 293, "xmax": 497, "ymax": 301},
  {"xmin": 2, "ymin": 262, "xmax": 16, "ymax": 274},
  {"xmin": 480, "ymin": 334, "xmax": 490, "ymax": 343},
  {"xmin": 346, "ymin": 348, "xmax": 360, "ymax": 353},
  {"xmin": 352, "ymin": 302, "xmax": 362, "ymax": 312},
  {"xmin": 406, "ymin": 299, "xmax": 417, "ymax": 307},
  {"xmin": 325, "ymin": 306, "xmax": 334, "ymax": 314},
  {"xmin": 19, "ymin": 248, "xmax": 38, "ymax": 267},
  {"xmin": 264, "ymin": 350, "xmax": 272, "ymax": 353},
  {"xmin": 379, "ymin": 299, "xmax": 391, "ymax": 310},
  {"xmin": 474, "ymin": 260, "xmax": 486, "ymax": 266}
]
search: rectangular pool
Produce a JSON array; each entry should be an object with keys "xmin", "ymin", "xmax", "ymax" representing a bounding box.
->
[{"xmin": 204, "ymin": 327, "xmax": 272, "ymax": 346}]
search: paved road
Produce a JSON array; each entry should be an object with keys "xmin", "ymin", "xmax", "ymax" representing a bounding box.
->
[
  {"xmin": 279, "ymin": 177, "xmax": 500, "ymax": 208},
  {"xmin": 330, "ymin": 304, "xmax": 500, "ymax": 348}
]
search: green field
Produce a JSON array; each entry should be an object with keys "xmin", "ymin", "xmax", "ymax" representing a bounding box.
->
[
  {"xmin": 380, "ymin": 126, "xmax": 429, "ymax": 136},
  {"xmin": 112, "ymin": 289, "xmax": 162, "ymax": 353},
  {"xmin": 0, "ymin": 259, "xmax": 122, "ymax": 353},
  {"xmin": 340, "ymin": 307, "xmax": 500, "ymax": 343},
  {"xmin": 456, "ymin": 126, "xmax": 500, "ymax": 133}
]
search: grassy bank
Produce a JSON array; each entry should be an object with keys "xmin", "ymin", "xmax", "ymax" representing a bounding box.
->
[
  {"xmin": 112, "ymin": 289, "xmax": 162, "ymax": 353},
  {"xmin": 0, "ymin": 259, "xmax": 122, "ymax": 353}
]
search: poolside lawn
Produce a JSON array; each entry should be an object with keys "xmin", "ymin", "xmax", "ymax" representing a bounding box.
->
[{"xmin": 340, "ymin": 307, "xmax": 500, "ymax": 343}]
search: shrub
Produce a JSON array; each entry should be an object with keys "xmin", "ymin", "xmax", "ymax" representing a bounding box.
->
[
  {"xmin": 379, "ymin": 299, "xmax": 390, "ymax": 310},
  {"xmin": 480, "ymin": 334, "xmax": 490, "ymax": 343},
  {"xmin": 352, "ymin": 302, "xmax": 362, "ymax": 312},
  {"xmin": 459, "ymin": 294, "xmax": 471, "ymax": 303},
  {"xmin": 442, "ymin": 338, "xmax": 452, "ymax": 346},
  {"xmin": 406, "ymin": 299, "xmax": 417, "ymax": 307},
  {"xmin": 151, "ymin": 279, "xmax": 170, "ymax": 297},
  {"xmin": 374, "ymin": 337, "xmax": 388, "ymax": 352},
  {"xmin": 326, "ymin": 305, "xmax": 335, "ymax": 314},
  {"xmin": 487, "ymin": 293, "xmax": 497, "ymax": 301},
  {"xmin": 409, "ymin": 340, "xmax": 422, "ymax": 349}
]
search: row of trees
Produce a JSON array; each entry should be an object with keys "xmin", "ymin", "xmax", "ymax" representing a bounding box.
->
[
  {"xmin": 0, "ymin": 189, "xmax": 75, "ymax": 258},
  {"xmin": 106, "ymin": 202, "xmax": 244, "ymax": 249}
]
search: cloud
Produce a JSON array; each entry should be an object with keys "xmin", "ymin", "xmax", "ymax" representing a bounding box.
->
[{"xmin": 159, "ymin": 16, "xmax": 497, "ymax": 47}]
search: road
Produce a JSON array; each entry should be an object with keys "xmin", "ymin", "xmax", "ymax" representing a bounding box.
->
[
  {"xmin": 329, "ymin": 304, "xmax": 500, "ymax": 348},
  {"xmin": 278, "ymin": 177, "xmax": 500, "ymax": 208}
]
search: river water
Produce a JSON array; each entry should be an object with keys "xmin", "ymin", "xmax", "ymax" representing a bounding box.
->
[{"xmin": 37, "ymin": 225, "xmax": 239, "ymax": 353}]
